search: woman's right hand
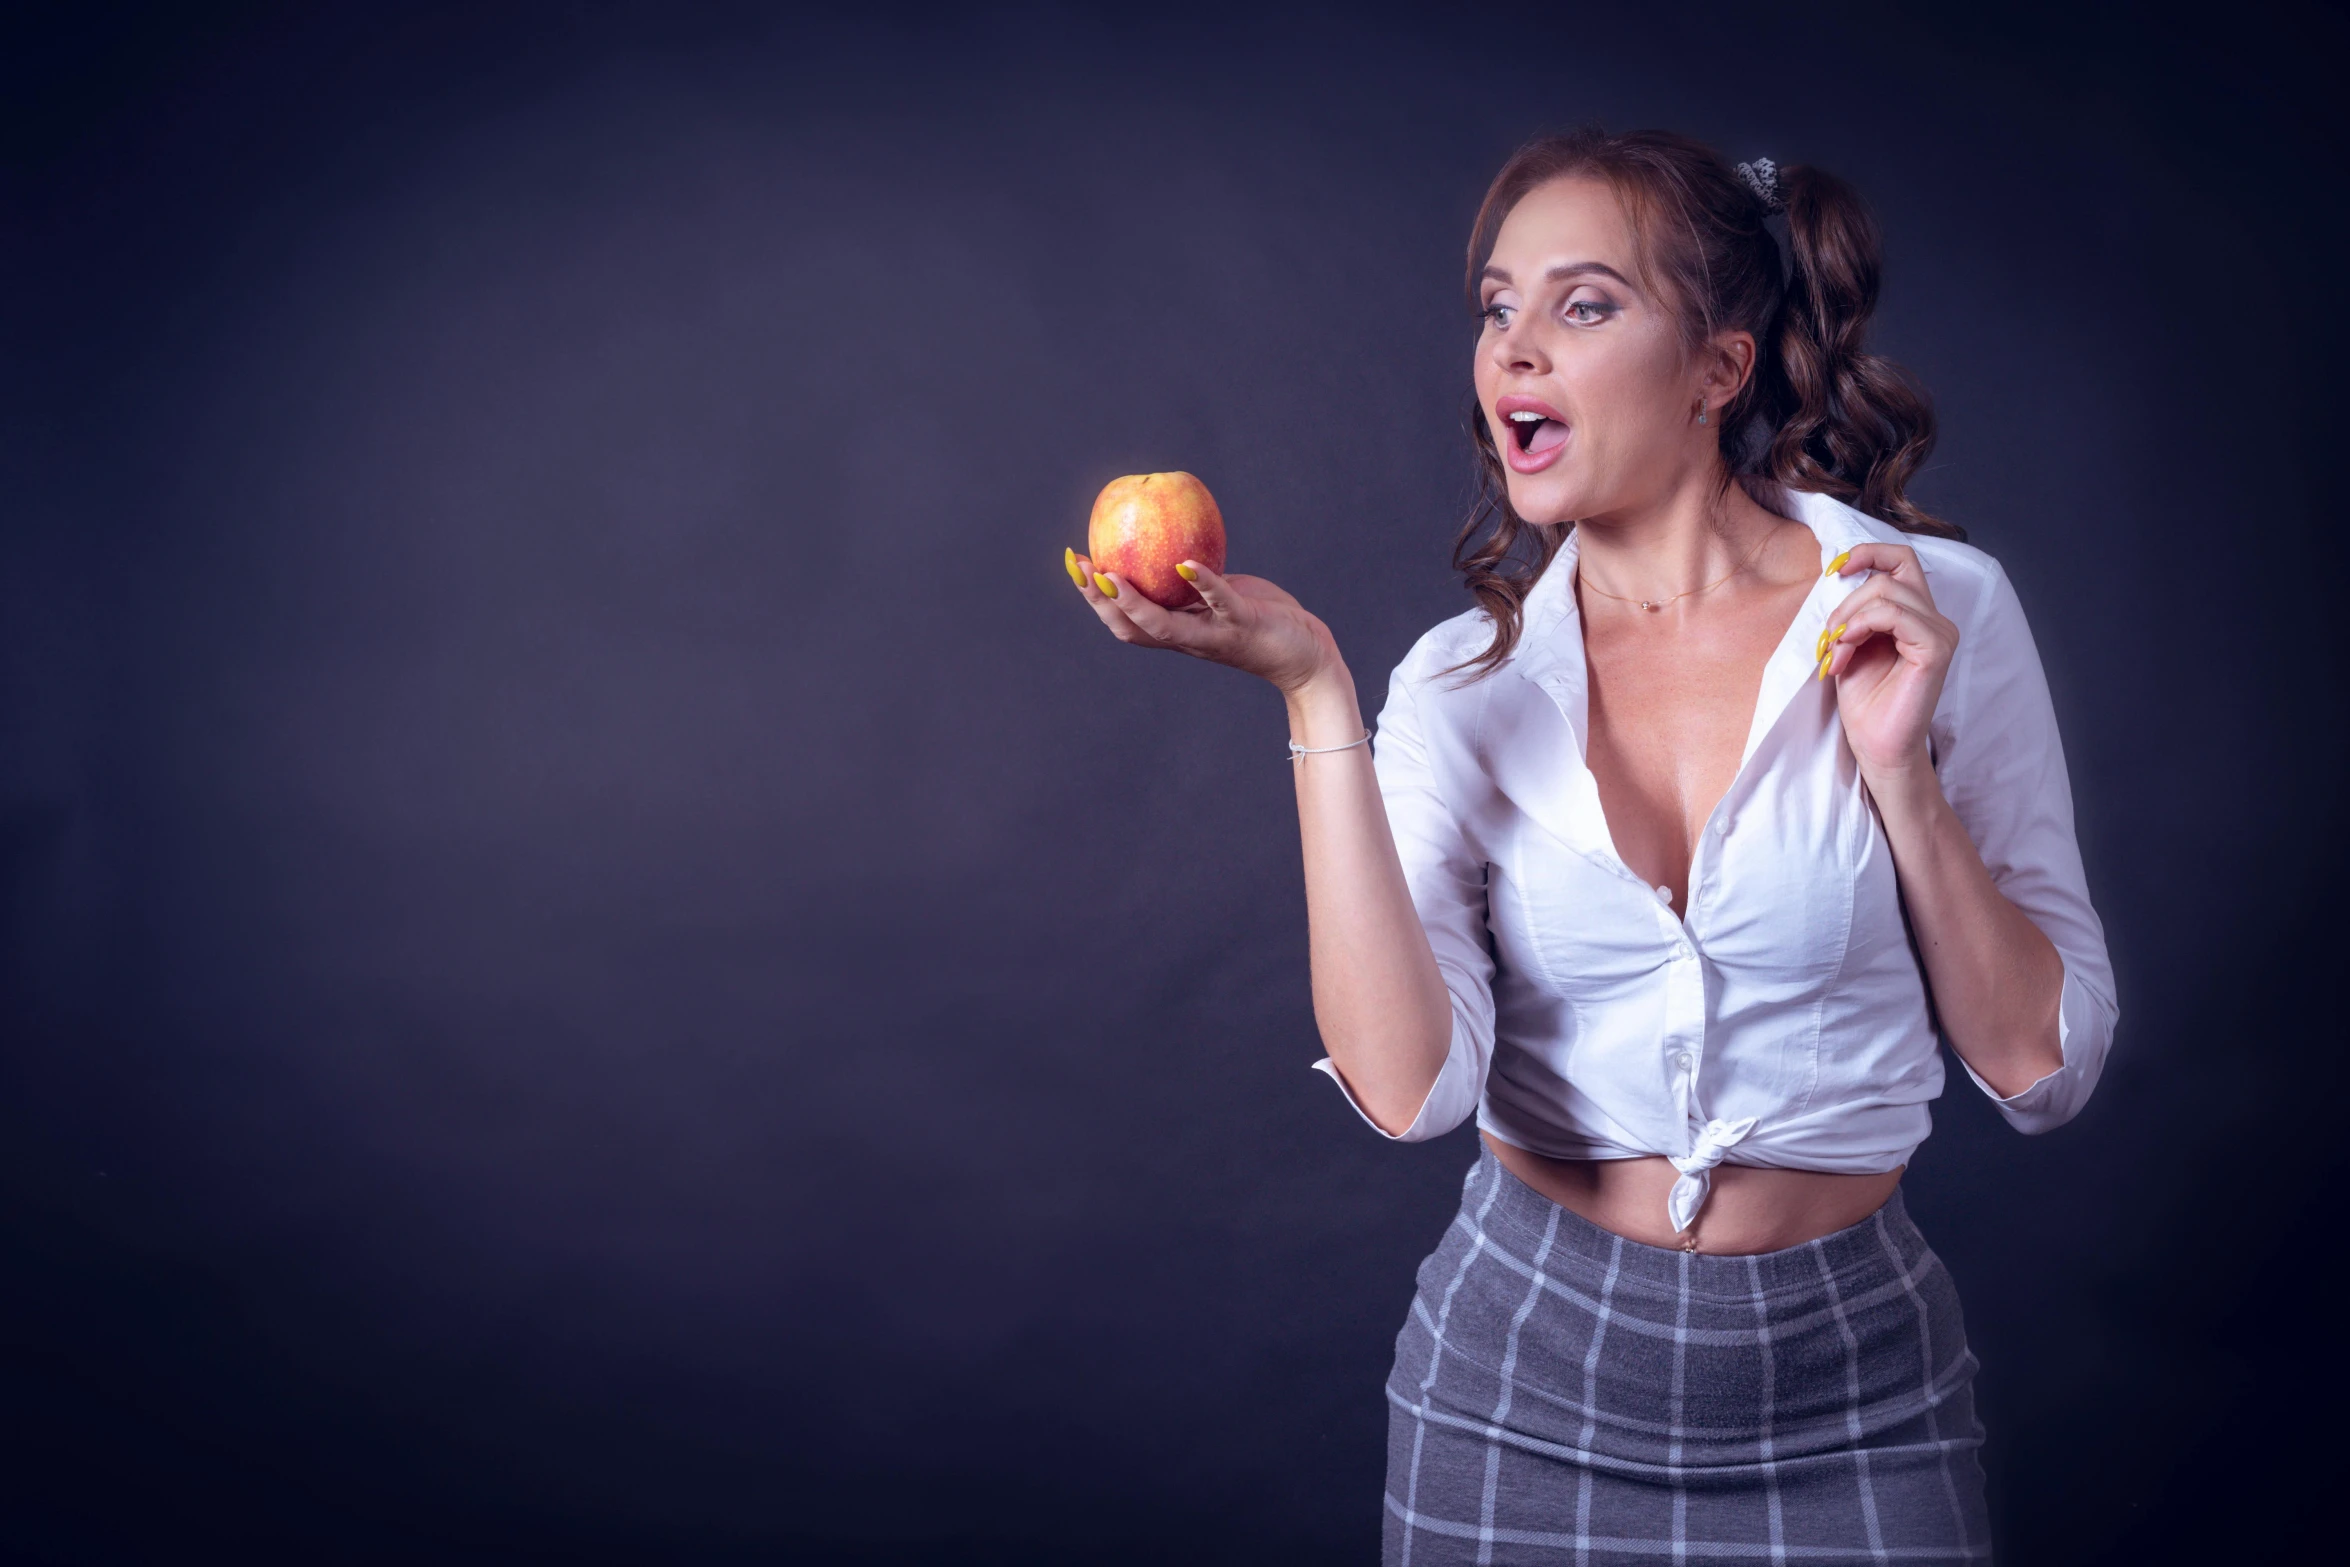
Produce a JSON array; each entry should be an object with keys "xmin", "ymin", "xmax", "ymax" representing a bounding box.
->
[{"xmin": 1065, "ymin": 548, "xmax": 1340, "ymax": 696}]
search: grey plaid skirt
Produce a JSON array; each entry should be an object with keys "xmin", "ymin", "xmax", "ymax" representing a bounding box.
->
[{"xmin": 1384, "ymin": 1149, "xmax": 1991, "ymax": 1564}]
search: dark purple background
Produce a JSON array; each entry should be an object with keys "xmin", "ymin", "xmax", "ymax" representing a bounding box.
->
[{"xmin": 5, "ymin": 3, "xmax": 2344, "ymax": 1561}]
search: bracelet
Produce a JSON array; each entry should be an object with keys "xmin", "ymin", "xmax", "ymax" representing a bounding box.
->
[{"xmin": 1288, "ymin": 728, "xmax": 1373, "ymax": 762}]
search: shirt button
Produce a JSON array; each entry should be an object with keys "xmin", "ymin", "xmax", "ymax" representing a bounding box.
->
[
  {"xmin": 1673, "ymin": 1052, "xmax": 1694, "ymax": 1072},
  {"xmin": 1675, "ymin": 944, "xmax": 1693, "ymax": 961},
  {"xmin": 1654, "ymin": 884, "xmax": 1673, "ymax": 906},
  {"xmin": 1713, "ymin": 818, "xmax": 1730, "ymax": 835}
]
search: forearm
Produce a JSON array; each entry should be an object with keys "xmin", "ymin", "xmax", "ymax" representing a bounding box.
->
[
  {"xmin": 1285, "ymin": 666, "xmax": 1453, "ymax": 1133},
  {"xmin": 1869, "ymin": 762, "xmax": 2066, "ymax": 1096}
]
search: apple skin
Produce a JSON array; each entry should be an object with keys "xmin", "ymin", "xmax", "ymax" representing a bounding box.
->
[{"xmin": 1087, "ymin": 472, "xmax": 1226, "ymax": 609}]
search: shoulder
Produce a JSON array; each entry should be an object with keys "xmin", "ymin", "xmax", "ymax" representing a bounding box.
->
[
  {"xmin": 1392, "ymin": 606, "xmax": 1497, "ymax": 688},
  {"xmin": 1824, "ymin": 498, "xmax": 2020, "ymax": 634},
  {"xmin": 1371, "ymin": 605, "xmax": 1513, "ymax": 751}
]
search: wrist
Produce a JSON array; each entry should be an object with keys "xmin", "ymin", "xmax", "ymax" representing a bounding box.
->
[
  {"xmin": 1282, "ymin": 662, "xmax": 1362, "ymax": 745},
  {"xmin": 1861, "ymin": 750, "xmax": 1946, "ymax": 826}
]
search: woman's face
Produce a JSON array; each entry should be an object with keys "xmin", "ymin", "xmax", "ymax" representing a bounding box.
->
[{"xmin": 1473, "ymin": 176, "xmax": 1716, "ymax": 527}]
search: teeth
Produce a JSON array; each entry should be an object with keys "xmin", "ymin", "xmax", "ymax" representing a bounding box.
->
[{"xmin": 1508, "ymin": 410, "xmax": 1545, "ymax": 422}]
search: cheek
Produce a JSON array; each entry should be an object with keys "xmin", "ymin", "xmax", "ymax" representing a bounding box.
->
[
  {"xmin": 1572, "ymin": 334, "xmax": 1681, "ymax": 414},
  {"xmin": 1583, "ymin": 353, "xmax": 1690, "ymax": 460}
]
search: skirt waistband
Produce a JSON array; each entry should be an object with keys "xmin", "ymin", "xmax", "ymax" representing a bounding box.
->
[{"xmin": 1457, "ymin": 1145, "xmax": 1925, "ymax": 1301}]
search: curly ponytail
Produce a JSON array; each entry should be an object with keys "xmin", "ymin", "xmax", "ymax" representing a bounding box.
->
[
  {"xmin": 1768, "ymin": 164, "xmax": 1953, "ymax": 538},
  {"xmin": 1450, "ymin": 129, "xmax": 1959, "ymax": 678}
]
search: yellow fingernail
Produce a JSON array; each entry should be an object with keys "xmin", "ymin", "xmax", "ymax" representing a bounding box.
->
[
  {"xmin": 1814, "ymin": 627, "xmax": 1831, "ymax": 660},
  {"xmin": 1175, "ymin": 561, "xmax": 1199, "ymax": 583},
  {"xmin": 1829, "ymin": 622, "xmax": 1847, "ymax": 643},
  {"xmin": 1824, "ymin": 550, "xmax": 1852, "ymax": 578},
  {"xmin": 1093, "ymin": 572, "xmax": 1118, "ymax": 599},
  {"xmin": 1064, "ymin": 547, "xmax": 1087, "ymax": 589},
  {"xmin": 1817, "ymin": 651, "xmax": 1833, "ymax": 682}
]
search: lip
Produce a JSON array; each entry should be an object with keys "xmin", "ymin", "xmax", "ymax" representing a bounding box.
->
[{"xmin": 1494, "ymin": 394, "xmax": 1569, "ymax": 474}]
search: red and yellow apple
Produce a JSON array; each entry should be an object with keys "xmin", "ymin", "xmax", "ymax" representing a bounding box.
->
[{"xmin": 1087, "ymin": 472, "xmax": 1226, "ymax": 609}]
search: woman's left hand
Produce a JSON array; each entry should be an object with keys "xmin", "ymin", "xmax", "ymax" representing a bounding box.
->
[{"xmin": 1819, "ymin": 542, "xmax": 1959, "ymax": 783}]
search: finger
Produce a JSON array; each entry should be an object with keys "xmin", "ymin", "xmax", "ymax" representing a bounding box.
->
[
  {"xmin": 1818, "ymin": 601, "xmax": 1896, "ymax": 681},
  {"xmin": 1825, "ymin": 541, "xmax": 1936, "ymax": 608},
  {"xmin": 1820, "ymin": 573, "xmax": 1936, "ymax": 653},
  {"xmin": 1072, "ymin": 560, "xmax": 1178, "ymax": 648},
  {"xmin": 1820, "ymin": 597, "xmax": 1948, "ymax": 680},
  {"xmin": 1069, "ymin": 552, "xmax": 1121, "ymax": 612},
  {"xmin": 1063, "ymin": 546, "xmax": 1092, "ymax": 592},
  {"xmin": 1175, "ymin": 559, "xmax": 1244, "ymax": 617},
  {"xmin": 1092, "ymin": 571, "xmax": 1207, "ymax": 647},
  {"xmin": 1824, "ymin": 541, "xmax": 1917, "ymax": 580}
]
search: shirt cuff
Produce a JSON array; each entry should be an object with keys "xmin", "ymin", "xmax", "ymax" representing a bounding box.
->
[
  {"xmin": 1312, "ymin": 1017, "xmax": 1482, "ymax": 1143},
  {"xmin": 1958, "ymin": 960, "xmax": 2112, "ymax": 1134}
]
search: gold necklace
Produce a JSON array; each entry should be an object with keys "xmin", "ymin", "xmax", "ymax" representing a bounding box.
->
[{"xmin": 1577, "ymin": 525, "xmax": 1775, "ymax": 613}]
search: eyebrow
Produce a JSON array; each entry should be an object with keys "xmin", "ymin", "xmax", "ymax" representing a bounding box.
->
[{"xmin": 1480, "ymin": 261, "xmax": 1636, "ymax": 289}]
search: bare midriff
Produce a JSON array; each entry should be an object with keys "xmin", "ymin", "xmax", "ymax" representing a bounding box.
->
[{"xmin": 1484, "ymin": 1133, "xmax": 1903, "ymax": 1256}]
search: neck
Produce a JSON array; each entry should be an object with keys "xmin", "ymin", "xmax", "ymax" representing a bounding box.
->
[{"xmin": 1574, "ymin": 462, "xmax": 1785, "ymax": 603}]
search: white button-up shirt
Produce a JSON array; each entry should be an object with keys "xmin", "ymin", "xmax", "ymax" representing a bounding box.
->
[{"xmin": 1316, "ymin": 487, "xmax": 2117, "ymax": 1228}]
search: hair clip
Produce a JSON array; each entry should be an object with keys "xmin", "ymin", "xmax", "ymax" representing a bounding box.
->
[{"xmin": 1736, "ymin": 157, "xmax": 1784, "ymax": 215}]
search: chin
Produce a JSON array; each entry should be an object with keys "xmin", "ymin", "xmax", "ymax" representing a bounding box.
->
[{"xmin": 1503, "ymin": 473, "xmax": 1586, "ymax": 527}]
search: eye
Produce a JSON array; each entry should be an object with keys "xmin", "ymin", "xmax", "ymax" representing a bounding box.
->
[
  {"xmin": 1563, "ymin": 298, "xmax": 1617, "ymax": 325},
  {"xmin": 1479, "ymin": 303, "xmax": 1515, "ymax": 330}
]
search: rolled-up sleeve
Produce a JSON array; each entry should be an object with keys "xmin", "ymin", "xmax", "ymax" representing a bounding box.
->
[
  {"xmin": 1932, "ymin": 561, "xmax": 2118, "ymax": 1132},
  {"xmin": 1311, "ymin": 654, "xmax": 1496, "ymax": 1141}
]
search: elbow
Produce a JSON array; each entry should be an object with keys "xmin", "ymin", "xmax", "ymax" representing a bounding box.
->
[
  {"xmin": 1341, "ymin": 1043, "xmax": 1450, "ymax": 1139},
  {"xmin": 1313, "ymin": 1017, "xmax": 1465, "ymax": 1143},
  {"xmin": 1956, "ymin": 950, "xmax": 2067, "ymax": 1098},
  {"xmin": 1999, "ymin": 1079, "xmax": 2088, "ymax": 1137},
  {"xmin": 1961, "ymin": 953, "xmax": 2114, "ymax": 1136},
  {"xmin": 1961, "ymin": 1020, "xmax": 2102, "ymax": 1136},
  {"xmin": 1967, "ymin": 1030, "xmax": 2065, "ymax": 1101},
  {"xmin": 1361, "ymin": 1077, "xmax": 1439, "ymax": 1139}
]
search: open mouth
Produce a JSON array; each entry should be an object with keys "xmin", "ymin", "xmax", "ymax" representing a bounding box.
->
[{"xmin": 1506, "ymin": 409, "xmax": 1568, "ymax": 455}]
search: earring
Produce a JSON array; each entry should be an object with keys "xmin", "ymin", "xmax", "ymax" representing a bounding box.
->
[{"xmin": 1696, "ymin": 399, "xmax": 1709, "ymax": 426}]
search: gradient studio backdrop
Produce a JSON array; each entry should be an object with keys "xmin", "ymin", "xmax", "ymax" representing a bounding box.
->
[{"xmin": 5, "ymin": 4, "xmax": 2345, "ymax": 1562}]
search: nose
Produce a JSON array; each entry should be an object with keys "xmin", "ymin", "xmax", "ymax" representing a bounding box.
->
[{"xmin": 1488, "ymin": 315, "xmax": 1547, "ymax": 376}]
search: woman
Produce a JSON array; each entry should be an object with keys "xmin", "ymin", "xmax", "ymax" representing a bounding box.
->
[{"xmin": 1065, "ymin": 129, "xmax": 2113, "ymax": 1564}]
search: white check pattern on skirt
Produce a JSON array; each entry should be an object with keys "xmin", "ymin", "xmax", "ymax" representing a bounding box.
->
[{"xmin": 1384, "ymin": 1150, "xmax": 1992, "ymax": 1565}]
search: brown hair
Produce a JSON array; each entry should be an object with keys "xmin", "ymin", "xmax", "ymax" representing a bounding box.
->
[{"xmin": 1451, "ymin": 127, "xmax": 1961, "ymax": 677}]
